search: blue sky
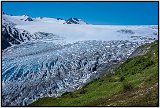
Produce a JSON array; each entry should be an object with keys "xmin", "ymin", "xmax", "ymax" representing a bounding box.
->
[{"xmin": 2, "ymin": 2, "xmax": 158, "ymax": 25}]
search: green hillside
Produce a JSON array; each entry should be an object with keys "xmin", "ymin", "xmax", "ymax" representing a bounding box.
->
[{"xmin": 29, "ymin": 40, "xmax": 158, "ymax": 106}]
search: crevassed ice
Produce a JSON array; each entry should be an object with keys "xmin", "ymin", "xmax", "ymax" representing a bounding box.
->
[{"xmin": 2, "ymin": 40, "xmax": 143, "ymax": 106}]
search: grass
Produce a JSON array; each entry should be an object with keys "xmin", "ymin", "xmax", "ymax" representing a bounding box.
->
[{"xmin": 29, "ymin": 40, "xmax": 158, "ymax": 106}]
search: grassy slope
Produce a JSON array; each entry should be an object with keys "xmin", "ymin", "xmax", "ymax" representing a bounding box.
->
[{"xmin": 29, "ymin": 40, "xmax": 158, "ymax": 106}]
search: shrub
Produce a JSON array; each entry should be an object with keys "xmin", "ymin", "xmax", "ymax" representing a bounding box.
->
[
  {"xmin": 123, "ymin": 81, "xmax": 133, "ymax": 92},
  {"xmin": 79, "ymin": 89, "xmax": 86, "ymax": 94},
  {"xmin": 120, "ymin": 75, "xmax": 125, "ymax": 82}
]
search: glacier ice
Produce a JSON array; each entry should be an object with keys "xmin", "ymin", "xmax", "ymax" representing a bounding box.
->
[{"xmin": 2, "ymin": 40, "xmax": 144, "ymax": 106}]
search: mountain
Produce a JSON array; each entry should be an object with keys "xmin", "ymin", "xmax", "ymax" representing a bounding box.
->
[
  {"xmin": 64, "ymin": 18, "xmax": 87, "ymax": 24},
  {"xmin": 22, "ymin": 16, "xmax": 33, "ymax": 21},
  {"xmin": 2, "ymin": 13, "xmax": 158, "ymax": 51},
  {"xmin": 2, "ymin": 12, "xmax": 158, "ymax": 106},
  {"xmin": 2, "ymin": 13, "xmax": 87, "ymax": 50},
  {"xmin": 2, "ymin": 15, "xmax": 33, "ymax": 50}
]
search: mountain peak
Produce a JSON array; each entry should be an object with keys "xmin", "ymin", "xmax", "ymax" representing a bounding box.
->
[
  {"xmin": 20, "ymin": 15, "xmax": 34, "ymax": 21},
  {"xmin": 65, "ymin": 17, "xmax": 87, "ymax": 24}
]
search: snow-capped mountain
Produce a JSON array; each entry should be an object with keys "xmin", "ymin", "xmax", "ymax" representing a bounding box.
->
[
  {"xmin": 2, "ymin": 13, "xmax": 88, "ymax": 50},
  {"xmin": 2, "ymin": 13, "xmax": 158, "ymax": 50},
  {"xmin": 2, "ymin": 15, "xmax": 33, "ymax": 50},
  {"xmin": 64, "ymin": 18, "xmax": 87, "ymax": 24},
  {"xmin": 2, "ymin": 13, "xmax": 158, "ymax": 106}
]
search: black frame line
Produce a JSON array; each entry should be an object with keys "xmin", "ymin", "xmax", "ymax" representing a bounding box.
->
[{"xmin": 1, "ymin": 1, "xmax": 159, "ymax": 107}]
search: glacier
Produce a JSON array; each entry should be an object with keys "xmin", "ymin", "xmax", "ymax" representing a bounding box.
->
[
  {"xmin": 2, "ymin": 40, "xmax": 140, "ymax": 106},
  {"xmin": 2, "ymin": 13, "xmax": 158, "ymax": 106}
]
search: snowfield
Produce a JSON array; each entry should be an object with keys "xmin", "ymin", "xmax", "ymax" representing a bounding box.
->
[
  {"xmin": 2, "ymin": 13, "xmax": 158, "ymax": 106},
  {"xmin": 3, "ymin": 14, "xmax": 158, "ymax": 44}
]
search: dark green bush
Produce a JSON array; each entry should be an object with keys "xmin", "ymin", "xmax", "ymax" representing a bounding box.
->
[
  {"xmin": 79, "ymin": 89, "xmax": 86, "ymax": 94},
  {"xmin": 120, "ymin": 75, "xmax": 125, "ymax": 82},
  {"xmin": 123, "ymin": 81, "xmax": 133, "ymax": 92}
]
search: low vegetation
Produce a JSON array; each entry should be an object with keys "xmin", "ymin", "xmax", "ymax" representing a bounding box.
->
[{"xmin": 29, "ymin": 40, "xmax": 158, "ymax": 106}]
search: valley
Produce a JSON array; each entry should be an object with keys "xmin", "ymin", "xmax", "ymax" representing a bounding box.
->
[{"xmin": 2, "ymin": 12, "xmax": 158, "ymax": 106}]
